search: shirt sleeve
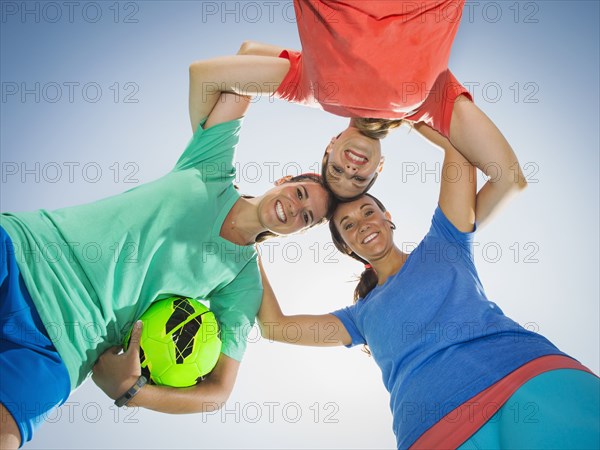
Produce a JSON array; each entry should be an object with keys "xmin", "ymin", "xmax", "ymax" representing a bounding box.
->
[
  {"xmin": 330, "ymin": 303, "xmax": 366, "ymax": 348},
  {"xmin": 207, "ymin": 257, "xmax": 263, "ymax": 362},
  {"xmin": 427, "ymin": 205, "xmax": 477, "ymax": 263},
  {"xmin": 274, "ymin": 50, "xmax": 312, "ymax": 106},
  {"xmin": 173, "ymin": 118, "xmax": 243, "ymax": 180}
]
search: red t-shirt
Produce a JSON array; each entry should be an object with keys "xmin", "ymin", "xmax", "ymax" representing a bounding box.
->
[{"xmin": 275, "ymin": 0, "xmax": 466, "ymax": 119}]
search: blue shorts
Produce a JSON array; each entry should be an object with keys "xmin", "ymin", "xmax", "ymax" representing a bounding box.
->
[
  {"xmin": 0, "ymin": 227, "xmax": 70, "ymax": 446},
  {"xmin": 459, "ymin": 368, "xmax": 600, "ymax": 449}
]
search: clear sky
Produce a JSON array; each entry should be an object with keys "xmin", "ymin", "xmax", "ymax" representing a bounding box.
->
[{"xmin": 1, "ymin": 1, "xmax": 598, "ymax": 449}]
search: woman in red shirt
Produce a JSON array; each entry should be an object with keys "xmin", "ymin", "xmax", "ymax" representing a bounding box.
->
[{"xmin": 194, "ymin": 0, "xmax": 525, "ymax": 226}]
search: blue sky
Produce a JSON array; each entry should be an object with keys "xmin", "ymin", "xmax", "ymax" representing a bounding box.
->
[{"xmin": 1, "ymin": 1, "xmax": 598, "ymax": 448}]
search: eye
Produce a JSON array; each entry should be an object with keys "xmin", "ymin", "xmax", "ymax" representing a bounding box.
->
[
  {"xmin": 331, "ymin": 165, "xmax": 343, "ymax": 174},
  {"xmin": 354, "ymin": 175, "xmax": 367, "ymax": 183},
  {"xmin": 303, "ymin": 212, "xmax": 310, "ymax": 224},
  {"xmin": 343, "ymin": 222, "xmax": 354, "ymax": 231},
  {"xmin": 296, "ymin": 188, "xmax": 303, "ymax": 200},
  {"xmin": 364, "ymin": 209, "xmax": 374, "ymax": 217}
]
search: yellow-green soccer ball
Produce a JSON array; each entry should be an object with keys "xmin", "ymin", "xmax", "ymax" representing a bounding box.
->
[{"xmin": 124, "ymin": 296, "xmax": 221, "ymax": 387}]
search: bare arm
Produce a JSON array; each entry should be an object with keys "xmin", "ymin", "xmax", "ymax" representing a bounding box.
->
[
  {"xmin": 417, "ymin": 95, "xmax": 527, "ymax": 228},
  {"xmin": 414, "ymin": 123, "xmax": 476, "ymax": 232},
  {"xmin": 189, "ymin": 44, "xmax": 290, "ymax": 132},
  {"xmin": 91, "ymin": 322, "xmax": 240, "ymax": 413},
  {"xmin": 257, "ymin": 259, "xmax": 352, "ymax": 347},
  {"xmin": 128, "ymin": 354, "xmax": 240, "ymax": 413},
  {"xmin": 202, "ymin": 91, "xmax": 250, "ymax": 130}
]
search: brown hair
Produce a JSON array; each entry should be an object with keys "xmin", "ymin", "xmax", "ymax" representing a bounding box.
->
[
  {"xmin": 353, "ymin": 118, "xmax": 405, "ymax": 140},
  {"xmin": 246, "ymin": 174, "xmax": 338, "ymax": 243},
  {"xmin": 329, "ymin": 193, "xmax": 389, "ymax": 302},
  {"xmin": 329, "ymin": 193, "xmax": 392, "ymax": 356}
]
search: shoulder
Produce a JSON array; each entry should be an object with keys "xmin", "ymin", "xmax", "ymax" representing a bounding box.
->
[{"xmin": 174, "ymin": 117, "xmax": 244, "ymax": 173}]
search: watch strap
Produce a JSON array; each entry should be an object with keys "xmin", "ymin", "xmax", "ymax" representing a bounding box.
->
[{"xmin": 114, "ymin": 375, "xmax": 147, "ymax": 407}]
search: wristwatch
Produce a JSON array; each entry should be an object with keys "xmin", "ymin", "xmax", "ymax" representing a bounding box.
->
[{"xmin": 114, "ymin": 375, "xmax": 148, "ymax": 407}]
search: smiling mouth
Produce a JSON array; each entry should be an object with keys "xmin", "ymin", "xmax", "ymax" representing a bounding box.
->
[
  {"xmin": 362, "ymin": 232, "xmax": 378, "ymax": 244},
  {"xmin": 275, "ymin": 200, "xmax": 287, "ymax": 223},
  {"xmin": 344, "ymin": 149, "xmax": 368, "ymax": 165}
]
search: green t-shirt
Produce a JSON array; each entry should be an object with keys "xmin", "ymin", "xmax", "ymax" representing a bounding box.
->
[{"xmin": 1, "ymin": 118, "xmax": 263, "ymax": 389}]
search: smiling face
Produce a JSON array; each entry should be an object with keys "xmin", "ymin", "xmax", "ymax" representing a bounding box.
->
[
  {"xmin": 257, "ymin": 181, "xmax": 331, "ymax": 235},
  {"xmin": 333, "ymin": 195, "xmax": 394, "ymax": 263},
  {"xmin": 324, "ymin": 127, "xmax": 384, "ymax": 200}
]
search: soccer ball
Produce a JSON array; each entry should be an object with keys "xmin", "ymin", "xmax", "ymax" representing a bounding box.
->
[{"xmin": 124, "ymin": 296, "xmax": 222, "ymax": 387}]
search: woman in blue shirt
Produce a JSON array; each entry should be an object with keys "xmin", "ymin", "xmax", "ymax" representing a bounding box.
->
[{"xmin": 257, "ymin": 126, "xmax": 599, "ymax": 448}]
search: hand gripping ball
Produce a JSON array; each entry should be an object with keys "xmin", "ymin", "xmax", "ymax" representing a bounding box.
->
[{"xmin": 124, "ymin": 296, "xmax": 222, "ymax": 387}]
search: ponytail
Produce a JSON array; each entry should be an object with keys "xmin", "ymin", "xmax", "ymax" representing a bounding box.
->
[
  {"xmin": 354, "ymin": 266, "xmax": 378, "ymax": 303},
  {"xmin": 353, "ymin": 118, "xmax": 405, "ymax": 140}
]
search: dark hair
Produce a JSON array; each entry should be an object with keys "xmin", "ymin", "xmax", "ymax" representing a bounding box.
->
[
  {"xmin": 329, "ymin": 193, "xmax": 390, "ymax": 356},
  {"xmin": 248, "ymin": 174, "xmax": 338, "ymax": 243},
  {"xmin": 354, "ymin": 118, "xmax": 405, "ymax": 140},
  {"xmin": 329, "ymin": 193, "xmax": 389, "ymax": 303}
]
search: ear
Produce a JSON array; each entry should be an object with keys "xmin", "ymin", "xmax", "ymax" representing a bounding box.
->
[
  {"xmin": 274, "ymin": 175, "xmax": 293, "ymax": 186},
  {"xmin": 377, "ymin": 155, "xmax": 385, "ymax": 174},
  {"xmin": 384, "ymin": 210, "xmax": 392, "ymax": 222},
  {"xmin": 325, "ymin": 137, "xmax": 336, "ymax": 155}
]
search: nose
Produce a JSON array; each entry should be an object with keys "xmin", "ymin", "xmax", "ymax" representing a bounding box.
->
[
  {"xmin": 345, "ymin": 164, "xmax": 358, "ymax": 173},
  {"xmin": 288, "ymin": 200, "xmax": 299, "ymax": 218},
  {"xmin": 358, "ymin": 221, "xmax": 370, "ymax": 234}
]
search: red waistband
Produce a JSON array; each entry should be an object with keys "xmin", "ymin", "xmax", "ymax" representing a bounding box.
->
[{"xmin": 410, "ymin": 355, "xmax": 596, "ymax": 449}]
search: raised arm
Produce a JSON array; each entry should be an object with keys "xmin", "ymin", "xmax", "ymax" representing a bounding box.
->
[
  {"xmin": 416, "ymin": 95, "xmax": 527, "ymax": 227},
  {"xmin": 257, "ymin": 259, "xmax": 351, "ymax": 347},
  {"xmin": 415, "ymin": 123, "xmax": 476, "ymax": 232},
  {"xmin": 449, "ymin": 96, "xmax": 527, "ymax": 226},
  {"xmin": 189, "ymin": 42, "xmax": 291, "ymax": 132}
]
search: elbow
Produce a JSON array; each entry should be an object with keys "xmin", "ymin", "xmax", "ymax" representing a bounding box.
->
[
  {"xmin": 508, "ymin": 173, "xmax": 528, "ymax": 195},
  {"xmin": 189, "ymin": 60, "xmax": 204, "ymax": 76},
  {"xmin": 193, "ymin": 388, "xmax": 232, "ymax": 414},
  {"xmin": 237, "ymin": 40, "xmax": 257, "ymax": 55},
  {"xmin": 511, "ymin": 164, "xmax": 529, "ymax": 192},
  {"xmin": 517, "ymin": 176, "xmax": 528, "ymax": 192},
  {"xmin": 189, "ymin": 60, "xmax": 213, "ymax": 81},
  {"xmin": 498, "ymin": 169, "xmax": 528, "ymax": 196}
]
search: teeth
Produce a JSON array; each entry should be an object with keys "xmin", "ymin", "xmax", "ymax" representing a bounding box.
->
[
  {"xmin": 346, "ymin": 150, "xmax": 367, "ymax": 163},
  {"xmin": 276, "ymin": 201, "xmax": 286, "ymax": 222},
  {"xmin": 363, "ymin": 233, "xmax": 378, "ymax": 244}
]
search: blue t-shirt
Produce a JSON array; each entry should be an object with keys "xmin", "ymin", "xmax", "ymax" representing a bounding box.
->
[{"xmin": 331, "ymin": 206, "xmax": 566, "ymax": 449}]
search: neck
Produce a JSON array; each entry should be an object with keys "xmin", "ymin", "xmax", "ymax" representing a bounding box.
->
[
  {"xmin": 370, "ymin": 246, "xmax": 407, "ymax": 285},
  {"xmin": 220, "ymin": 197, "xmax": 268, "ymax": 245}
]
